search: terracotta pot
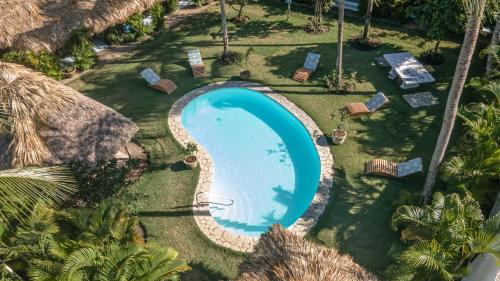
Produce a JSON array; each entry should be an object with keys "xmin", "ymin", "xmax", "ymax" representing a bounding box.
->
[
  {"xmin": 183, "ymin": 155, "xmax": 198, "ymax": 169},
  {"xmin": 332, "ymin": 129, "xmax": 347, "ymax": 144}
]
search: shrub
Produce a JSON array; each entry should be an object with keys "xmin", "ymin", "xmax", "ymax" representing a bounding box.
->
[
  {"xmin": 128, "ymin": 13, "xmax": 155, "ymax": 37},
  {"xmin": 150, "ymin": 1, "xmax": 166, "ymax": 31},
  {"xmin": 104, "ymin": 26, "xmax": 138, "ymax": 45},
  {"xmin": 69, "ymin": 159, "xmax": 146, "ymax": 212},
  {"xmin": 218, "ymin": 50, "xmax": 246, "ymax": 65},
  {"xmin": 2, "ymin": 50, "xmax": 62, "ymax": 80},
  {"xmin": 193, "ymin": 0, "xmax": 207, "ymax": 7},
  {"xmin": 164, "ymin": 0, "xmax": 179, "ymax": 13},
  {"xmin": 67, "ymin": 30, "xmax": 97, "ymax": 70}
]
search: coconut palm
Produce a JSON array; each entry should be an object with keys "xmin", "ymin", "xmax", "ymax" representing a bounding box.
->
[
  {"xmin": 390, "ymin": 192, "xmax": 500, "ymax": 281},
  {"xmin": 220, "ymin": 0, "xmax": 230, "ymax": 59},
  {"xmin": 486, "ymin": 20, "xmax": 499, "ymax": 75},
  {"xmin": 336, "ymin": 0, "xmax": 345, "ymax": 93},
  {"xmin": 422, "ymin": 0, "xmax": 489, "ymax": 204},
  {"xmin": 362, "ymin": 0, "xmax": 376, "ymax": 39},
  {"xmin": 0, "ymin": 166, "xmax": 76, "ymax": 224}
]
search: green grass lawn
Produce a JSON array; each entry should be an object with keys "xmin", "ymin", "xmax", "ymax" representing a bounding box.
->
[{"xmin": 68, "ymin": 2, "xmax": 484, "ymax": 279}]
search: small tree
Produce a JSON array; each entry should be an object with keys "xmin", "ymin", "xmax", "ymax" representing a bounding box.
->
[
  {"xmin": 407, "ymin": 0, "xmax": 466, "ymax": 64},
  {"xmin": 306, "ymin": 0, "xmax": 334, "ymax": 33},
  {"xmin": 228, "ymin": 0, "xmax": 257, "ymax": 23}
]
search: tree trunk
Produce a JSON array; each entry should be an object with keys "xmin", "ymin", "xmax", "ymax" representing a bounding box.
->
[
  {"xmin": 486, "ymin": 20, "xmax": 499, "ymax": 76},
  {"xmin": 220, "ymin": 0, "xmax": 229, "ymax": 58},
  {"xmin": 362, "ymin": 0, "xmax": 374, "ymax": 39},
  {"xmin": 336, "ymin": 0, "xmax": 345, "ymax": 92},
  {"xmin": 421, "ymin": 0, "xmax": 487, "ymax": 204},
  {"xmin": 286, "ymin": 3, "xmax": 291, "ymax": 22},
  {"xmin": 238, "ymin": 4, "xmax": 245, "ymax": 19},
  {"xmin": 433, "ymin": 40, "xmax": 441, "ymax": 55}
]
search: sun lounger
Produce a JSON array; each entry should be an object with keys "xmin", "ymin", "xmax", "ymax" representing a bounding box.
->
[
  {"xmin": 292, "ymin": 53, "xmax": 320, "ymax": 83},
  {"xmin": 187, "ymin": 49, "xmax": 208, "ymax": 78},
  {"xmin": 345, "ymin": 92, "xmax": 389, "ymax": 117},
  {"xmin": 140, "ymin": 68, "xmax": 177, "ymax": 94},
  {"xmin": 365, "ymin": 158, "xmax": 423, "ymax": 177}
]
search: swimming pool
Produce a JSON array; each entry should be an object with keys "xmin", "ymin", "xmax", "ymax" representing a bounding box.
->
[{"xmin": 181, "ymin": 88, "xmax": 321, "ymax": 237}]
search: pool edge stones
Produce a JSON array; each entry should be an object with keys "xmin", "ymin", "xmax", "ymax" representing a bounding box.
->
[{"xmin": 168, "ymin": 81, "xmax": 334, "ymax": 252}]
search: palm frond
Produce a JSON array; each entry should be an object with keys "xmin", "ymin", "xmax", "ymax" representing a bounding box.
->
[
  {"xmin": 400, "ymin": 240, "xmax": 454, "ymax": 281},
  {"xmin": 0, "ymin": 166, "xmax": 76, "ymax": 224}
]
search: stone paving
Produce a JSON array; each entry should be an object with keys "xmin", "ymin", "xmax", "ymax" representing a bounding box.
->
[{"xmin": 168, "ymin": 81, "xmax": 334, "ymax": 252}]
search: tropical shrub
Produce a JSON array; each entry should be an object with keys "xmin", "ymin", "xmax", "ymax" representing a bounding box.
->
[
  {"xmin": 67, "ymin": 30, "xmax": 97, "ymax": 70},
  {"xmin": 386, "ymin": 192, "xmax": 500, "ymax": 281},
  {"xmin": 406, "ymin": 0, "xmax": 466, "ymax": 64},
  {"xmin": 193, "ymin": 0, "xmax": 207, "ymax": 7},
  {"xmin": 0, "ymin": 200, "xmax": 190, "ymax": 280},
  {"xmin": 164, "ymin": 0, "xmax": 179, "ymax": 13},
  {"xmin": 69, "ymin": 159, "xmax": 146, "ymax": 212},
  {"xmin": 104, "ymin": 26, "xmax": 138, "ymax": 45},
  {"xmin": 228, "ymin": 0, "xmax": 258, "ymax": 23},
  {"xmin": 128, "ymin": 13, "xmax": 155, "ymax": 38},
  {"xmin": 150, "ymin": 1, "xmax": 166, "ymax": 31},
  {"xmin": 2, "ymin": 50, "xmax": 62, "ymax": 79}
]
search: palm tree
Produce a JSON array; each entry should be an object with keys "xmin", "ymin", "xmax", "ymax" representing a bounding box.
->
[
  {"xmin": 362, "ymin": 0, "xmax": 375, "ymax": 39},
  {"xmin": 421, "ymin": 0, "xmax": 488, "ymax": 204},
  {"xmin": 0, "ymin": 166, "xmax": 76, "ymax": 224},
  {"xmin": 336, "ymin": 0, "xmax": 345, "ymax": 92},
  {"xmin": 486, "ymin": 20, "xmax": 499, "ymax": 75},
  {"xmin": 220, "ymin": 0, "xmax": 230, "ymax": 59},
  {"xmin": 0, "ymin": 201, "xmax": 190, "ymax": 281},
  {"xmin": 390, "ymin": 192, "xmax": 500, "ymax": 280},
  {"xmin": 442, "ymin": 103, "xmax": 499, "ymax": 187}
]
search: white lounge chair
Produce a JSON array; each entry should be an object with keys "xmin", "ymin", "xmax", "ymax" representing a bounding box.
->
[
  {"xmin": 187, "ymin": 49, "xmax": 208, "ymax": 78},
  {"xmin": 140, "ymin": 68, "xmax": 177, "ymax": 94}
]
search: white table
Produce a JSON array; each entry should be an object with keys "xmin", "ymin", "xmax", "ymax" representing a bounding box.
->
[{"xmin": 383, "ymin": 52, "xmax": 435, "ymax": 88}]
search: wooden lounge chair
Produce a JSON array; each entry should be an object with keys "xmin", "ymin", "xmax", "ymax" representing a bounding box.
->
[
  {"xmin": 140, "ymin": 68, "xmax": 177, "ymax": 94},
  {"xmin": 365, "ymin": 158, "xmax": 423, "ymax": 177},
  {"xmin": 345, "ymin": 92, "xmax": 389, "ymax": 117},
  {"xmin": 292, "ymin": 53, "xmax": 320, "ymax": 83},
  {"xmin": 187, "ymin": 49, "xmax": 208, "ymax": 78}
]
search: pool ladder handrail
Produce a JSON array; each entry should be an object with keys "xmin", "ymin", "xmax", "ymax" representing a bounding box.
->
[{"xmin": 195, "ymin": 192, "xmax": 234, "ymax": 206}]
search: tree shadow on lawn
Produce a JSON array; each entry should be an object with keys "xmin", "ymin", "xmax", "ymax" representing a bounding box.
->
[
  {"xmin": 181, "ymin": 261, "xmax": 229, "ymax": 281},
  {"xmin": 308, "ymin": 166, "xmax": 419, "ymax": 275}
]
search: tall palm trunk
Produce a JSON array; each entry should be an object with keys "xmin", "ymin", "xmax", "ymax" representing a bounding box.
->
[
  {"xmin": 220, "ymin": 0, "xmax": 229, "ymax": 58},
  {"xmin": 362, "ymin": 0, "xmax": 374, "ymax": 39},
  {"xmin": 336, "ymin": 0, "xmax": 345, "ymax": 92},
  {"xmin": 421, "ymin": 0, "xmax": 487, "ymax": 204},
  {"xmin": 486, "ymin": 20, "xmax": 499, "ymax": 76}
]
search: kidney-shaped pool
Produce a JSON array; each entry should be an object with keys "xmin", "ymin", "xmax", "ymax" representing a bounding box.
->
[{"xmin": 181, "ymin": 88, "xmax": 320, "ymax": 237}]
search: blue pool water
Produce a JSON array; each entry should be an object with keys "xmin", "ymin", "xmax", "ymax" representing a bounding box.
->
[{"xmin": 181, "ymin": 88, "xmax": 320, "ymax": 236}]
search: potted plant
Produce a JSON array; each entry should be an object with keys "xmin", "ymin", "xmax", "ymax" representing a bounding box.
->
[
  {"xmin": 332, "ymin": 108, "xmax": 348, "ymax": 144},
  {"xmin": 183, "ymin": 142, "xmax": 198, "ymax": 169},
  {"xmin": 62, "ymin": 65, "xmax": 77, "ymax": 79}
]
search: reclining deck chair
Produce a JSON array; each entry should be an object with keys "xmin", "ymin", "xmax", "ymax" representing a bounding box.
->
[
  {"xmin": 365, "ymin": 158, "xmax": 423, "ymax": 177},
  {"xmin": 292, "ymin": 53, "xmax": 320, "ymax": 83},
  {"xmin": 140, "ymin": 68, "xmax": 177, "ymax": 94},
  {"xmin": 187, "ymin": 49, "xmax": 208, "ymax": 78},
  {"xmin": 345, "ymin": 92, "xmax": 389, "ymax": 117}
]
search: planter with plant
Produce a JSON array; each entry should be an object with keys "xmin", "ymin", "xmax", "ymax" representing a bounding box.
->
[
  {"xmin": 239, "ymin": 47, "xmax": 254, "ymax": 79},
  {"xmin": 183, "ymin": 142, "xmax": 199, "ymax": 169},
  {"xmin": 62, "ymin": 65, "xmax": 77, "ymax": 78},
  {"xmin": 324, "ymin": 70, "xmax": 359, "ymax": 94},
  {"xmin": 331, "ymin": 108, "xmax": 348, "ymax": 144}
]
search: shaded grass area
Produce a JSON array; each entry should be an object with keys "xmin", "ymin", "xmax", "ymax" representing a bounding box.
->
[{"xmin": 68, "ymin": 2, "xmax": 484, "ymax": 279}]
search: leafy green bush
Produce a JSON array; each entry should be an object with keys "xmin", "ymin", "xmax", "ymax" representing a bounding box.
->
[
  {"xmin": 2, "ymin": 50, "xmax": 62, "ymax": 80},
  {"xmin": 128, "ymin": 13, "xmax": 155, "ymax": 38},
  {"xmin": 67, "ymin": 30, "xmax": 97, "ymax": 70},
  {"xmin": 193, "ymin": 0, "xmax": 207, "ymax": 7},
  {"xmin": 69, "ymin": 159, "xmax": 146, "ymax": 213},
  {"xmin": 104, "ymin": 26, "xmax": 138, "ymax": 45},
  {"xmin": 150, "ymin": 1, "xmax": 166, "ymax": 31},
  {"xmin": 164, "ymin": 0, "xmax": 179, "ymax": 13}
]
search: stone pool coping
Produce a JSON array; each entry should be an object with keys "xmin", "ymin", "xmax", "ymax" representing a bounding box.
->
[{"xmin": 168, "ymin": 81, "xmax": 334, "ymax": 252}]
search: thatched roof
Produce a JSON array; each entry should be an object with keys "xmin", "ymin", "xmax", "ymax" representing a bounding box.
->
[
  {"xmin": 0, "ymin": 0, "xmax": 157, "ymax": 52},
  {"xmin": 237, "ymin": 225, "xmax": 378, "ymax": 281},
  {"xmin": 0, "ymin": 62, "xmax": 138, "ymax": 168}
]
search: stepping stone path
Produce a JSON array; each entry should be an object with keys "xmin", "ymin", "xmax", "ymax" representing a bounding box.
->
[{"xmin": 403, "ymin": 91, "xmax": 439, "ymax": 108}]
